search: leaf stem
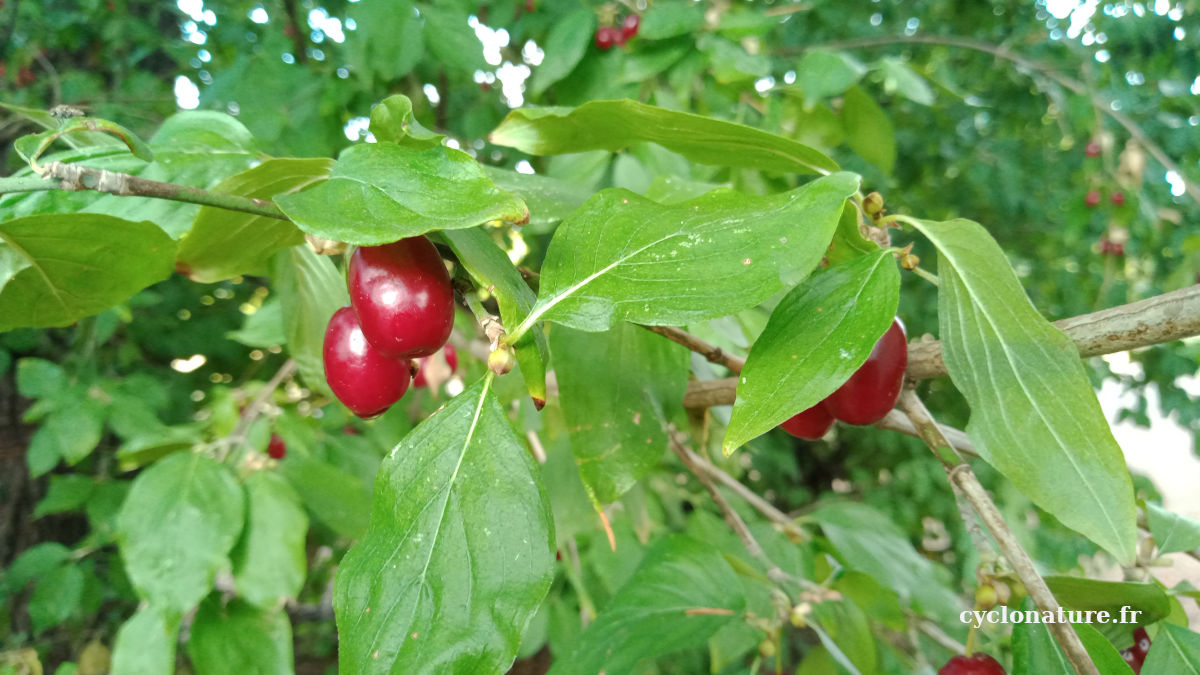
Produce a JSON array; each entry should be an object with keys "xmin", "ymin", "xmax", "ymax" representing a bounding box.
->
[
  {"xmin": 641, "ymin": 324, "xmax": 746, "ymax": 374},
  {"xmin": 14, "ymin": 161, "xmax": 291, "ymax": 220},
  {"xmin": 896, "ymin": 388, "xmax": 1099, "ymax": 675}
]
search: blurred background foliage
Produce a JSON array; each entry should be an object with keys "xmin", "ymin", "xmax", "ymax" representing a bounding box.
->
[{"xmin": 1, "ymin": 0, "xmax": 1198, "ymax": 671}]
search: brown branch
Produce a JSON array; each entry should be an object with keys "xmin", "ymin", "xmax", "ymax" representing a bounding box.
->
[
  {"xmin": 281, "ymin": 0, "xmax": 309, "ymax": 64},
  {"xmin": 897, "ymin": 388, "xmax": 1099, "ymax": 675},
  {"xmin": 642, "ymin": 325, "xmax": 745, "ymax": 374},
  {"xmin": 799, "ymin": 35, "xmax": 1200, "ymax": 205},
  {"xmin": 683, "ymin": 286, "xmax": 1200, "ymax": 407}
]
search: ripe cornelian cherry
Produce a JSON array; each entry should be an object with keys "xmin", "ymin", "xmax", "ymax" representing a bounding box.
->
[
  {"xmin": 413, "ymin": 344, "xmax": 459, "ymax": 389},
  {"xmin": 323, "ymin": 306, "xmax": 413, "ymax": 418},
  {"xmin": 1085, "ymin": 141, "xmax": 1102, "ymax": 158},
  {"xmin": 938, "ymin": 654, "xmax": 1006, "ymax": 675},
  {"xmin": 267, "ymin": 433, "xmax": 286, "ymax": 460},
  {"xmin": 620, "ymin": 14, "xmax": 640, "ymax": 41},
  {"xmin": 780, "ymin": 403, "xmax": 835, "ymax": 440},
  {"xmin": 1085, "ymin": 190, "xmax": 1101, "ymax": 208},
  {"xmin": 1112, "ymin": 191, "xmax": 1126, "ymax": 206},
  {"xmin": 595, "ymin": 26, "xmax": 621, "ymax": 50},
  {"xmin": 348, "ymin": 236, "xmax": 455, "ymax": 360},
  {"xmin": 824, "ymin": 319, "xmax": 907, "ymax": 426}
]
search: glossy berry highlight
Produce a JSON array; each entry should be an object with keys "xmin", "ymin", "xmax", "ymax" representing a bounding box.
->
[
  {"xmin": 937, "ymin": 653, "xmax": 1006, "ymax": 675},
  {"xmin": 348, "ymin": 236, "xmax": 455, "ymax": 360},
  {"xmin": 780, "ymin": 404, "xmax": 835, "ymax": 440},
  {"xmin": 620, "ymin": 14, "xmax": 640, "ymax": 41},
  {"xmin": 323, "ymin": 306, "xmax": 413, "ymax": 418},
  {"xmin": 823, "ymin": 319, "xmax": 908, "ymax": 426}
]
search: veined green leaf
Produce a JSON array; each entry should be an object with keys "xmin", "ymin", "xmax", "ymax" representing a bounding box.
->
[
  {"xmin": 111, "ymin": 605, "xmax": 179, "ymax": 675},
  {"xmin": 369, "ymin": 94, "xmax": 444, "ymax": 148},
  {"xmin": 0, "ymin": 214, "xmax": 175, "ymax": 330},
  {"xmin": 187, "ymin": 598, "xmax": 293, "ymax": 675},
  {"xmin": 528, "ymin": 9, "xmax": 596, "ymax": 95},
  {"xmin": 1143, "ymin": 501, "xmax": 1200, "ymax": 555},
  {"xmin": 334, "ymin": 380, "xmax": 555, "ymax": 674},
  {"xmin": 911, "ymin": 217, "xmax": 1137, "ymax": 564},
  {"xmin": 231, "ymin": 472, "xmax": 308, "ymax": 609},
  {"xmin": 275, "ymin": 142, "xmax": 528, "ymax": 246},
  {"xmin": 552, "ymin": 323, "xmax": 689, "ymax": 503},
  {"xmin": 491, "ymin": 99, "xmax": 839, "ymax": 175},
  {"xmin": 521, "ymin": 173, "xmax": 859, "ymax": 334},
  {"xmin": 115, "ymin": 452, "xmax": 244, "ymax": 613},
  {"xmin": 271, "ymin": 246, "xmax": 348, "ymax": 399},
  {"xmin": 1139, "ymin": 622, "xmax": 1200, "ymax": 673},
  {"xmin": 547, "ymin": 536, "xmax": 745, "ymax": 674},
  {"xmin": 176, "ymin": 158, "xmax": 332, "ymax": 282},
  {"xmin": 725, "ymin": 249, "xmax": 899, "ymax": 452}
]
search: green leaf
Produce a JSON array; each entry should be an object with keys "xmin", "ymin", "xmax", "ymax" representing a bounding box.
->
[
  {"xmin": 369, "ymin": 95, "xmax": 445, "ymax": 148},
  {"xmin": 911, "ymin": 217, "xmax": 1138, "ymax": 563},
  {"xmin": 1144, "ymin": 502, "xmax": 1200, "ymax": 555},
  {"xmin": 811, "ymin": 502, "xmax": 959, "ymax": 619},
  {"xmin": 0, "ymin": 214, "xmax": 175, "ymax": 330},
  {"xmin": 698, "ymin": 34, "xmax": 770, "ymax": 84},
  {"xmin": 828, "ymin": 199, "xmax": 879, "ymax": 266},
  {"xmin": 794, "ymin": 50, "xmax": 866, "ymax": 103},
  {"xmin": 345, "ymin": 1, "xmax": 422, "ymax": 83},
  {"xmin": 1141, "ymin": 622, "xmax": 1200, "ymax": 674},
  {"xmin": 525, "ymin": 173, "xmax": 858, "ymax": 333},
  {"xmin": 842, "ymin": 86, "xmax": 896, "ymax": 174},
  {"xmin": 15, "ymin": 358, "xmax": 66, "ymax": 399},
  {"xmin": 481, "ymin": 167, "xmax": 590, "ymax": 233},
  {"xmin": 186, "ymin": 597, "xmax": 293, "ymax": 675},
  {"xmin": 491, "ymin": 99, "xmax": 839, "ymax": 175},
  {"xmin": 34, "ymin": 475, "xmax": 97, "ymax": 518},
  {"xmin": 275, "ymin": 144, "xmax": 529, "ymax": 245},
  {"xmin": 271, "ymin": 246, "xmax": 349, "ymax": 399},
  {"xmin": 3, "ymin": 542, "xmax": 72, "ymax": 593},
  {"xmin": 175, "ymin": 158, "xmax": 332, "ymax": 282},
  {"xmin": 1043, "ymin": 577, "xmax": 1170, "ymax": 625},
  {"xmin": 1011, "ymin": 601, "xmax": 1136, "ymax": 674},
  {"xmin": 878, "ymin": 57, "xmax": 935, "ymax": 105},
  {"xmin": 231, "ymin": 472, "xmax": 308, "ymax": 609},
  {"xmin": 547, "ymin": 536, "xmax": 745, "ymax": 675},
  {"xmin": 110, "ymin": 606, "xmax": 178, "ymax": 675},
  {"xmin": 225, "ymin": 298, "xmax": 285, "ymax": 349},
  {"xmin": 552, "ymin": 323, "xmax": 690, "ymax": 502},
  {"xmin": 334, "ymin": 380, "xmax": 555, "ymax": 674},
  {"xmin": 725, "ymin": 249, "xmax": 900, "ymax": 452},
  {"xmin": 528, "ymin": 9, "xmax": 596, "ymax": 95},
  {"xmin": 116, "ymin": 452, "xmax": 245, "ymax": 613},
  {"xmin": 419, "ymin": 5, "xmax": 488, "ymax": 74},
  {"xmin": 810, "ymin": 599, "xmax": 876, "ymax": 675},
  {"xmin": 27, "ymin": 403, "xmax": 107, "ymax": 476},
  {"xmin": 639, "ymin": 0, "xmax": 705, "ymax": 39},
  {"xmin": 437, "ymin": 227, "xmax": 548, "ymax": 403},
  {"xmin": 29, "ymin": 564, "xmax": 84, "ymax": 634},
  {"xmin": 278, "ymin": 455, "xmax": 370, "ymax": 539}
]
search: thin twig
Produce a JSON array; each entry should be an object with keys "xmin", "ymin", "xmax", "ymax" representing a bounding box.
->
[
  {"xmin": 911, "ymin": 614, "xmax": 966, "ymax": 656},
  {"xmin": 641, "ymin": 325, "xmax": 746, "ymax": 374},
  {"xmin": 34, "ymin": 161, "xmax": 288, "ymax": 219},
  {"xmin": 682, "ymin": 286, "xmax": 1200, "ymax": 407},
  {"xmin": 796, "ymin": 34, "xmax": 1200, "ymax": 205},
  {"xmin": 218, "ymin": 359, "xmax": 297, "ymax": 461},
  {"xmin": 896, "ymin": 388, "xmax": 1099, "ymax": 675}
]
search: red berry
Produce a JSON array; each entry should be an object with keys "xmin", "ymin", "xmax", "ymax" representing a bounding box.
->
[
  {"xmin": 620, "ymin": 14, "xmax": 640, "ymax": 41},
  {"xmin": 348, "ymin": 237, "xmax": 455, "ymax": 360},
  {"xmin": 525, "ymin": 0, "xmax": 534, "ymax": 11},
  {"xmin": 16, "ymin": 65, "xmax": 34, "ymax": 87},
  {"xmin": 938, "ymin": 654, "xmax": 1006, "ymax": 675},
  {"xmin": 323, "ymin": 306, "xmax": 413, "ymax": 418},
  {"xmin": 595, "ymin": 26, "xmax": 620, "ymax": 50},
  {"xmin": 413, "ymin": 344, "xmax": 459, "ymax": 389},
  {"xmin": 780, "ymin": 404, "xmax": 835, "ymax": 440},
  {"xmin": 267, "ymin": 433, "xmax": 286, "ymax": 460},
  {"xmin": 823, "ymin": 319, "xmax": 907, "ymax": 426},
  {"xmin": 1111, "ymin": 191, "xmax": 1125, "ymax": 206},
  {"xmin": 1120, "ymin": 648, "xmax": 1144, "ymax": 673},
  {"xmin": 1133, "ymin": 627, "xmax": 1151, "ymax": 657},
  {"xmin": 1085, "ymin": 141, "xmax": 1102, "ymax": 158},
  {"xmin": 1085, "ymin": 190, "xmax": 1101, "ymax": 208}
]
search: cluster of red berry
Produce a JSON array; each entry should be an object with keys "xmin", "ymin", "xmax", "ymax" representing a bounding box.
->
[
  {"xmin": 595, "ymin": 13, "xmax": 639, "ymax": 50},
  {"xmin": 1085, "ymin": 189, "xmax": 1125, "ymax": 209},
  {"xmin": 779, "ymin": 319, "xmax": 908, "ymax": 440},
  {"xmin": 1098, "ymin": 238, "xmax": 1125, "ymax": 256},
  {"xmin": 1120, "ymin": 627, "xmax": 1152, "ymax": 673},
  {"xmin": 322, "ymin": 236, "xmax": 458, "ymax": 418}
]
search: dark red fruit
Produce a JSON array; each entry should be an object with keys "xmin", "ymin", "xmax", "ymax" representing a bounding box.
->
[
  {"xmin": 1085, "ymin": 141, "xmax": 1102, "ymax": 158},
  {"xmin": 348, "ymin": 236, "xmax": 455, "ymax": 360},
  {"xmin": 267, "ymin": 433, "xmax": 286, "ymax": 460},
  {"xmin": 16, "ymin": 65, "xmax": 35, "ymax": 87},
  {"xmin": 1085, "ymin": 190, "xmax": 1101, "ymax": 208},
  {"xmin": 620, "ymin": 14, "xmax": 640, "ymax": 41},
  {"xmin": 1120, "ymin": 648, "xmax": 1143, "ymax": 673},
  {"xmin": 323, "ymin": 306, "xmax": 413, "ymax": 418},
  {"xmin": 413, "ymin": 344, "xmax": 459, "ymax": 388},
  {"xmin": 780, "ymin": 404, "xmax": 835, "ymax": 440},
  {"xmin": 1111, "ymin": 191, "xmax": 1126, "ymax": 206},
  {"xmin": 595, "ymin": 26, "xmax": 621, "ymax": 50},
  {"xmin": 938, "ymin": 653, "xmax": 1006, "ymax": 675},
  {"xmin": 824, "ymin": 319, "xmax": 907, "ymax": 426}
]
